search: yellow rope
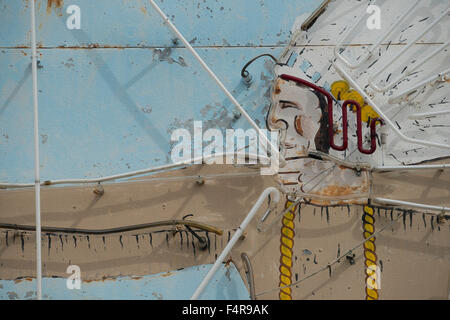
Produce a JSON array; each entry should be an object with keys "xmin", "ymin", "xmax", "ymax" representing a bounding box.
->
[
  {"xmin": 363, "ymin": 205, "xmax": 379, "ymax": 300},
  {"xmin": 279, "ymin": 199, "xmax": 297, "ymax": 300}
]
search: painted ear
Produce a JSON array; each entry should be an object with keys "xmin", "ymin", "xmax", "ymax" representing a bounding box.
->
[{"xmin": 294, "ymin": 115, "xmax": 303, "ymax": 136}]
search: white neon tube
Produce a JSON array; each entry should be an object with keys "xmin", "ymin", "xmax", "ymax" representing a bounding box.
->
[
  {"xmin": 368, "ymin": 7, "xmax": 450, "ymax": 92},
  {"xmin": 335, "ymin": 0, "xmax": 420, "ymax": 69},
  {"xmin": 373, "ymin": 40, "xmax": 450, "ymax": 93}
]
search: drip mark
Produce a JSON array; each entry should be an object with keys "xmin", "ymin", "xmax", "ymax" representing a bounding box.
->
[
  {"xmin": 326, "ymin": 207, "xmax": 330, "ymax": 223},
  {"xmin": 86, "ymin": 236, "xmax": 90, "ymax": 249},
  {"xmin": 135, "ymin": 235, "xmax": 140, "ymax": 248},
  {"xmin": 73, "ymin": 236, "xmax": 77, "ymax": 248},
  {"xmin": 402, "ymin": 211, "xmax": 407, "ymax": 230},
  {"xmin": 59, "ymin": 235, "xmax": 63, "ymax": 250},
  {"xmin": 20, "ymin": 234, "xmax": 25, "ymax": 252},
  {"xmin": 149, "ymin": 233, "xmax": 153, "ymax": 248},
  {"xmin": 48, "ymin": 235, "xmax": 51, "ymax": 255},
  {"xmin": 422, "ymin": 213, "xmax": 427, "ymax": 228},
  {"xmin": 180, "ymin": 231, "xmax": 183, "ymax": 249},
  {"xmin": 409, "ymin": 211, "xmax": 413, "ymax": 228},
  {"xmin": 119, "ymin": 235, "xmax": 123, "ymax": 248}
]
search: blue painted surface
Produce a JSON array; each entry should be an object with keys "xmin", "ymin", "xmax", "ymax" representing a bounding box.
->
[
  {"xmin": 0, "ymin": 0, "xmax": 319, "ymax": 47},
  {"xmin": 0, "ymin": 263, "xmax": 249, "ymax": 300},
  {"xmin": 0, "ymin": 0, "xmax": 320, "ymax": 183}
]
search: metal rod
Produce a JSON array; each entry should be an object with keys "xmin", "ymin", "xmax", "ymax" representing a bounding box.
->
[
  {"xmin": 29, "ymin": 0, "xmax": 42, "ymax": 300},
  {"xmin": 372, "ymin": 197, "xmax": 450, "ymax": 214},
  {"xmin": 148, "ymin": 0, "xmax": 282, "ymax": 164},
  {"xmin": 0, "ymin": 152, "xmax": 270, "ymax": 189},
  {"xmin": 191, "ymin": 187, "xmax": 280, "ymax": 300},
  {"xmin": 333, "ymin": 61, "xmax": 450, "ymax": 150}
]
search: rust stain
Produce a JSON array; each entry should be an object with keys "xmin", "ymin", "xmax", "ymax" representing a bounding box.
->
[
  {"xmin": 274, "ymin": 83, "xmax": 281, "ymax": 95},
  {"xmin": 46, "ymin": 0, "xmax": 64, "ymax": 15},
  {"xmin": 314, "ymin": 185, "xmax": 365, "ymax": 197},
  {"xmin": 161, "ymin": 272, "xmax": 172, "ymax": 277},
  {"xmin": 13, "ymin": 277, "xmax": 33, "ymax": 284}
]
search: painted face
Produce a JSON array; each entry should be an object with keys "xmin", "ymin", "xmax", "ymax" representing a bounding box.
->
[
  {"xmin": 268, "ymin": 78, "xmax": 323, "ymax": 157},
  {"xmin": 266, "ymin": 76, "xmax": 369, "ymax": 204}
]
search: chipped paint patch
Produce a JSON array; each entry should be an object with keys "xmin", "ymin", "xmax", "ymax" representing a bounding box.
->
[{"xmin": 0, "ymin": 263, "xmax": 249, "ymax": 300}]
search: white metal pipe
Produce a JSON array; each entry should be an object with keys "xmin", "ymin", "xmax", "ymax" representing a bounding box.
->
[
  {"xmin": 333, "ymin": 61, "xmax": 450, "ymax": 150},
  {"xmin": 191, "ymin": 187, "xmax": 280, "ymax": 300},
  {"xmin": 373, "ymin": 164, "xmax": 450, "ymax": 171},
  {"xmin": 148, "ymin": 0, "xmax": 282, "ymax": 164},
  {"xmin": 368, "ymin": 7, "xmax": 450, "ymax": 91},
  {"xmin": 408, "ymin": 109, "xmax": 450, "ymax": 119},
  {"xmin": 372, "ymin": 197, "xmax": 450, "ymax": 215},
  {"xmin": 29, "ymin": 0, "xmax": 42, "ymax": 300},
  {"xmin": 388, "ymin": 67, "xmax": 450, "ymax": 104},
  {"xmin": 0, "ymin": 152, "xmax": 270, "ymax": 189}
]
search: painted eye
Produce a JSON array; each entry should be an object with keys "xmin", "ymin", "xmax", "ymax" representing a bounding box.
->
[{"xmin": 279, "ymin": 100, "xmax": 302, "ymax": 109}]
